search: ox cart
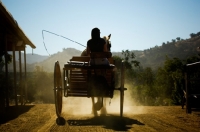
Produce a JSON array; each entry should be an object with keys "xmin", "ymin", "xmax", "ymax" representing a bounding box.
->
[{"xmin": 53, "ymin": 52, "xmax": 127, "ymax": 124}]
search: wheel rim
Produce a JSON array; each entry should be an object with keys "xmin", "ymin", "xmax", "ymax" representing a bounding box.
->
[
  {"xmin": 54, "ymin": 61, "xmax": 63, "ymax": 117},
  {"xmin": 120, "ymin": 61, "xmax": 125, "ymax": 117}
]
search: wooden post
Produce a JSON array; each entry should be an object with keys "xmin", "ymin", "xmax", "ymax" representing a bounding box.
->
[
  {"xmin": 185, "ymin": 71, "xmax": 191, "ymax": 113},
  {"xmin": 24, "ymin": 47, "xmax": 27, "ymax": 103},
  {"xmin": 4, "ymin": 33, "xmax": 9, "ymax": 107},
  {"xmin": 12, "ymin": 44, "xmax": 18, "ymax": 106},
  {"xmin": 19, "ymin": 50, "xmax": 22, "ymax": 105}
]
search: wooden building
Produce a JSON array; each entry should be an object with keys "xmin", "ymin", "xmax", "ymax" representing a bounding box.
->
[{"xmin": 0, "ymin": 1, "xmax": 36, "ymax": 114}]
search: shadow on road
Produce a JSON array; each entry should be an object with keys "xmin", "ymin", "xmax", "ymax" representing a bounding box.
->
[
  {"xmin": 67, "ymin": 115, "xmax": 144, "ymax": 131},
  {"xmin": 192, "ymin": 108, "xmax": 200, "ymax": 111},
  {"xmin": 0, "ymin": 105, "xmax": 35, "ymax": 124}
]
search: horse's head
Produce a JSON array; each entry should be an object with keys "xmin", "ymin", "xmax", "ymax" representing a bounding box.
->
[{"xmin": 103, "ymin": 34, "xmax": 111, "ymax": 52}]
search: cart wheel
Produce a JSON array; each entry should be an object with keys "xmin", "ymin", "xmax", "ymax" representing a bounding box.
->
[
  {"xmin": 56, "ymin": 117, "xmax": 65, "ymax": 125},
  {"xmin": 120, "ymin": 61, "xmax": 125, "ymax": 117},
  {"xmin": 54, "ymin": 61, "xmax": 63, "ymax": 118}
]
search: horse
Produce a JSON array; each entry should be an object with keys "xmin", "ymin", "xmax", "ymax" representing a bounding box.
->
[{"xmin": 81, "ymin": 34, "xmax": 112, "ymax": 116}]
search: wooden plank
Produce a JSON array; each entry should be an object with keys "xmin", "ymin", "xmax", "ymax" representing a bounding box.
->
[
  {"xmin": 70, "ymin": 56, "xmax": 90, "ymax": 62},
  {"xmin": 70, "ymin": 73, "xmax": 88, "ymax": 76},
  {"xmin": 69, "ymin": 86, "xmax": 87, "ymax": 89},
  {"xmin": 70, "ymin": 83, "xmax": 88, "ymax": 87},
  {"xmin": 65, "ymin": 55, "xmax": 115, "ymax": 97},
  {"xmin": 70, "ymin": 75, "xmax": 87, "ymax": 77},
  {"xmin": 69, "ymin": 56, "xmax": 114, "ymax": 64},
  {"xmin": 70, "ymin": 77, "xmax": 87, "ymax": 80},
  {"xmin": 70, "ymin": 81, "xmax": 87, "ymax": 84}
]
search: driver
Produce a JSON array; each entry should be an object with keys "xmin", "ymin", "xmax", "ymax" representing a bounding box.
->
[
  {"xmin": 86, "ymin": 28, "xmax": 110, "ymax": 111},
  {"xmin": 86, "ymin": 28, "xmax": 109, "ymax": 65}
]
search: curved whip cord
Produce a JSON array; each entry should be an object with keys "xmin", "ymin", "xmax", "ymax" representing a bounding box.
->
[{"xmin": 42, "ymin": 30, "xmax": 86, "ymax": 56}]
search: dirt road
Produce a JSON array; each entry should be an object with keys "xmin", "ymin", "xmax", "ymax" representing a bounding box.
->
[{"xmin": 0, "ymin": 102, "xmax": 200, "ymax": 132}]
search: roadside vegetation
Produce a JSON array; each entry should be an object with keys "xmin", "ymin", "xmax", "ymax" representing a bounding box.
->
[{"xmin": 1, "ymin": 31, "xmax": 200, "ymax": 105}]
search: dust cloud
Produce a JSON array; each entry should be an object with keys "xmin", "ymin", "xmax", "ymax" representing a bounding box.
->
[{"xmin": 62, "ymin": 83, "xmax": 146, "ymax": 116}]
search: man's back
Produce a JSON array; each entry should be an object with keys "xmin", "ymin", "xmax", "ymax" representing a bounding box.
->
[{"xmin": 87, "ymin": 38, "xmax": 106, "ymax": 52}]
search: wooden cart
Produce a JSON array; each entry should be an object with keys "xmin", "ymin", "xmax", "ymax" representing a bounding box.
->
[{"xmin": 54, "ymin": 52, "xmax": 127, "ymax": 124}]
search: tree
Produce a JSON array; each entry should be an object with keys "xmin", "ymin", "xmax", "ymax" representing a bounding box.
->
[
  {"xmin": 26, "ymin": 65, "xmax": 54, "ymax": 103},
  {"xmin": 113, "ymin": 50, "xmax": 140, "ymax": 81},
  {"xmin": 172, "ymin": 39, "xmax": 176, "ymax": 43},
  {"xmin": 0, "ymin": 52, "xmax": 12, "ymax": 73},
  {"xmin": 154, "ymin": 67, "xmax": 173, "ymax": 105},
  {"xmin": 190, "ymin": 33, "xmax": 196, "ymax": 38},
  {"xmin": 121, "ymin": 50, "xmax": 140, "ymax": 68},
  {"xmin": 113, "ymin": 50, "xmax": 140, "ymax": 100},
  {"xmin": 176, "ymin": 37, "xmax": 180, "ymax": 41},
  {"xmin": 112, "ymin": 55, "xmax": 123, "ymax": 68},
  {"xmin": 162, "ymin": 42, "xmax": 166, "ymax": 46},
  {"xmin": 163, "ymin": 57, "xmax": 184, "ymax": 104},
  {"xmin": 133, "ymin": 66, "xmax": 157, "ymax": 105},
  {"xmin": 197, "ymin": 31, "xmax": 200, "ymax": 36}
]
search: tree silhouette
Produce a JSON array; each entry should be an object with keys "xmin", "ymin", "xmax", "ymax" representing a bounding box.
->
[
  {"xmin": 190, "ymin": 33, "xmax": 196, "ymax": 38},
  {"xmin": 197, "ymin": 31, "xmax": 200, "ymax": 36},
  {"xmin": 172, "ymin": 39, "xmax": 176, "ymax": 43},
  {"xmin": 176, "ymin": 37, "xmax": 180, "ymax": 41},
  {"xmin": 0, "ymin": 53, "xmax": 12, "ymax": 73},
  {"xmin": 122, "ymin": 50, "xmax": 140, "ymax": 68},
  {"xmin": 162, "ymin": 42, "xmax": 165, "ymax": 45}
]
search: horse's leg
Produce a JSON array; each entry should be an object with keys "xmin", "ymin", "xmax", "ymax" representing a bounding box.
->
[
  {"xmin": 91, "ymin": 97, "xmax": 98, "ymax": 116},
  {"xmin": 100, "ymin": 98, "xmax": 107, "ymax": 115}
]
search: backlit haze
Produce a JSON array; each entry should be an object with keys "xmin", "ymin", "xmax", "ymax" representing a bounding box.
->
[{"xmin": 2, "ymin": 0, "xmax": 200, "ymax": 56}]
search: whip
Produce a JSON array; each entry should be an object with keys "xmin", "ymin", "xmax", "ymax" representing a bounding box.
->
[{"xmin": 42, "ymin": 30, "xmax": 86, "ymax": 56}]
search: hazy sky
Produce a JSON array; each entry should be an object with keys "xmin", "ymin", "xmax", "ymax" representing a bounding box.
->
[{"xmin": 2, "ymin": 0, "xmax": 200, "ymax": 55}]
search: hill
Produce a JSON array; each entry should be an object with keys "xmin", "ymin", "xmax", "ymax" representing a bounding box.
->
[
  {"xmin": 9, "ymin": 35, "xmax": 200, "ymax": 72},
  {"xmin": 7, "ymin": 52, "xmax": 48, "ymax": 64},
  {"xmin": 31, "ymin": 48, "xmax": 82, "ymax": 72},
  {"xmin": 135, "ymin": 36, "xmax": 200, "ymax": 69}
]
